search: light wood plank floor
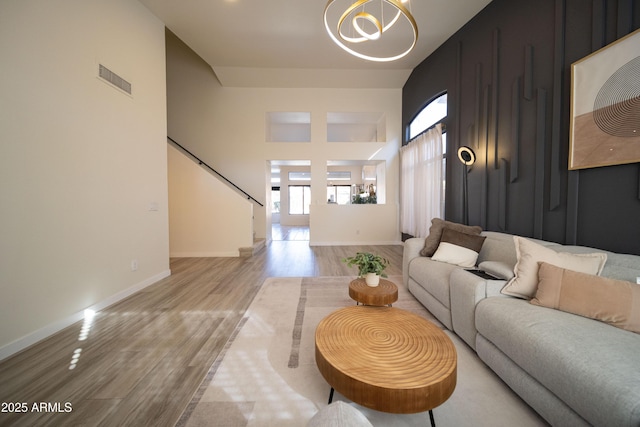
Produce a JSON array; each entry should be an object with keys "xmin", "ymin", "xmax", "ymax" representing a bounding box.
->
[
  {"xmin": 271, "ymin": 224, "xmax": 310, "ymax": 241},
  {"xmin": 0, "ymin": 241, "xmax": 403, "ymax": 427}
]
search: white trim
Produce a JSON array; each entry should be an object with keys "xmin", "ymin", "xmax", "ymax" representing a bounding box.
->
[
  {"xmin": 170, "ymin": 251, "xmax": 239, "ymax": 257},
  {"xmin": 310, "ymin": 240, "xmax": 403, "ymax": 246},
  {"xmin": 0, "ymin": 269, "xmax": 171, "ymax": 362}
]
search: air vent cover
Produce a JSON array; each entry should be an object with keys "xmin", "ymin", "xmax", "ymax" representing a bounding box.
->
[{"xmin": 99, "ymin": 64, "xmax": 131, "ymax": 95}]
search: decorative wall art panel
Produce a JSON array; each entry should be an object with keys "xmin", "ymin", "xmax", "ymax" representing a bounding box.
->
[{"xmin": 569, "ymin": 29, "xmax": 640, "ymax": 170}]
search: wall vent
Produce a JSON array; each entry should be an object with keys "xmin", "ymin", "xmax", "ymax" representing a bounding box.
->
[{"xmin": 99, "ymin": 64, "xmax": 132, "ymax": 95}]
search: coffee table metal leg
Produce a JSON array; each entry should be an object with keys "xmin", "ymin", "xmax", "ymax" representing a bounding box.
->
[
  {"xmin": 328, "ymin": 387, "xmax": 334, "ymax": 404},
  {"xmin": 429, "ymin": 409, "xmax": 435, "ymax": 427}
]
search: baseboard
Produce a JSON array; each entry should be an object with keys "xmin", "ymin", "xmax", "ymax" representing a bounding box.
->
[
  {"xmin": 309, "ymin": 240, "xmax": 404, "ymax": 246},
  {"xmin": 0, "ymin": 269, "xmax": 171, "ymax": 362},
  {"xmin": 170, "ymin": 251, "xmax": 239, "ymax": 257}
]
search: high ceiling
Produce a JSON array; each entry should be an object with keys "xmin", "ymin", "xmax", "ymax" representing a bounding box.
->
[{"xmin": 139, "ymin": 0, "xmax": 492, "ymax": 88}]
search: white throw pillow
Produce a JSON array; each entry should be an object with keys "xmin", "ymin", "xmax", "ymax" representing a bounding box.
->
[
  {"xmin": 501, "ymin": 236, "xmax": 607, "ymax": 299},
  {"xmin": 432, "ymin": 242, "xmax": 479, "ymax": 268},
  {"xmin": 431, "ymin": 228, "xmax": 486, "ymax": 268}
]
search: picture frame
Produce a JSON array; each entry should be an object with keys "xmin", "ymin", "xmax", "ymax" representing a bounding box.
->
[{"xmin": 569, "ymin": 28, "xmax": 640, "ymax": 170}]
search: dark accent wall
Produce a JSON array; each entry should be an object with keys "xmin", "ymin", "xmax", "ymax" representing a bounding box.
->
[{"xmin": 403, "ymin": 0, "xmax": 640, "ymax": 255}]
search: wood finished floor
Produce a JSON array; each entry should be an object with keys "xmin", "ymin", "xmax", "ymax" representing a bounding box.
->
[
  {"xmin": 0, "ymin": 241, "xmax": 403, "ymax": 427},
  {"xmin": 271, "ymin": 224, "xmax": 310, "ymax": 241}
]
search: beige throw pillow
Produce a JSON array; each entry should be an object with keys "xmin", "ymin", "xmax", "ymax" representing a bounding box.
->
[
  {"xmin": 501, "ymin": 236, "xmax": 607, "ymax": 299},
  {"xmin": 531, "ymin": 262, "xmax": 640, "ymax": 334},
  {"xmin": 420, "ymin": 218, "xmax": 482, "ymax": 257}
]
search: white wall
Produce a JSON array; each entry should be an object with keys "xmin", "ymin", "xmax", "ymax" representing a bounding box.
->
[
  {"xmin": 166, "ymin": 32, "xmax": 403, "ymax": 245},
  {"xmin": 0, "ymin": 0, "xmax": 169, "ymax": 358},
  {"xmin": 168, "ymin": 145, "xmax": 253, "ymax": 256},
  {"xmin": 310, "ymin": 204, "xmax": 399, "ymax": 245}
]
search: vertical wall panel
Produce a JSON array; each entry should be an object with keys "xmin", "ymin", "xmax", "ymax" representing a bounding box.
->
[
  {"xmin": 499, "ymin": 158, "xmax": 509, "ymax": 230},
  {"xmin": 534, "ymin": 89, "xmax": 547, "ymax": 239},
  {"xmin": 456, "ymin": 41, "xmax": 464, "ymax": 221},
  {"xmin": 549, "ymin": 0, "xmax": 566, "ymax": 211},
  {"xmin": 456, "ymin": 42, "xmax": 463, "ymax": 150},
  {"xmin": 565, "ymin": 170, "xmax": 579, "ymax": 243},
  {"xmin": 481, "ymin": 85, "xmax": 491, "ymax": 229},
  {"xmin": 511, "ymin": 77, "xmax": 521, "ymax": 182},
  {"xmin": 524, "ymin": 45, "xmax": 534, "ymax": 100},
  {"xmin": 491, "ymin": 29, "xmax": 500, "ymax": 170},
  {"xmin": 617, "ymin": 0, "xmax": 634, "ymax": 37},
  {"xmin": 475, "ymin": 63, "xmax": 483, "ymax": 149},
  {"xmin": 592, "ymin": 0, "xmax": 606, "ymax": 49}
]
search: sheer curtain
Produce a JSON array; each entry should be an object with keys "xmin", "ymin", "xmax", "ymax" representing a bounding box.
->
[{"xmin": 400, "ymin": 124, "xmax": 443, "ymax": 237}]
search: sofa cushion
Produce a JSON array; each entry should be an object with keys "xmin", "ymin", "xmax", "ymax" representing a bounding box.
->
[
  {"xmin": 531, "ymin": 262, "xmax": 640, "ymax": 333},
  {"xmin": 420, "ymin": 218, "xmax": 482, "ymax": 257},
  {"xmin": 409, "ymin": 257, "xmax": 458, "ymax": 309},
  {"xmin": 431, "ymin": 228, "xmax": 486, "ymax": 268},
  {"xmin": 561, "ymin": 246, "xmax": 640, "ymax": 283},
  {"xmin": 501, "ymin": 237, "xmax": 607, "ymax": 299},
  {"xmin": 476, "ymin": 297, "xmax": 640, "ymax": 427}
]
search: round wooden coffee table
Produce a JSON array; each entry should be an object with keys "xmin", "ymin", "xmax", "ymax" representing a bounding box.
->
[
  {"xmin": 348, "ymin": 278, "xmax": 398, "ymax": 306},
  {"xmin": 315, "ymin": 306, "xmax": 456, "ymax": 421}
]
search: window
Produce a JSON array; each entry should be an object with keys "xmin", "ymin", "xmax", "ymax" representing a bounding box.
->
[
  {"xmin": 289, "ymin": 185, "xmax": 311, "ymax": 214},
  {"xmin": 271, "ymin": 187, "xmax": 280, "ymax": 213},
  {"xmin": 401, "ymin": 93, "xmax": 447, "ymax": 237},
  {"xmin": 327, "ymin": 185, "xmax": 351, "ymax": 204},
  {"xmin": 326, "ymin": 171, "xmax": 351, "ymax": 181},
  {"xmin": 288, "ymin": 171, "xmax": 311, "ymax": 181},
  {"xmin": 408, "ymin": 93, "xmax": 448, "ymax": 220},
  {"xmin": 409, "ymin": 93, "xmax": 447, "ymax": 140}
]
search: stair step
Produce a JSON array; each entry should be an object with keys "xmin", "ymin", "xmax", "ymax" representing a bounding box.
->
[{"xmin": 239, "ymin": 238, "xmax": 266, "ymax": 257}]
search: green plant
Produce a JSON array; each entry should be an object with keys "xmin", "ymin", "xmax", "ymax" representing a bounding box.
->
[
  {"xmin": 351, "ymin": 194, "xmax": 377, "ymax": 204},
  {"xmin": 342, "ymin": 252, "xmax": 389, "ymax": 277}
]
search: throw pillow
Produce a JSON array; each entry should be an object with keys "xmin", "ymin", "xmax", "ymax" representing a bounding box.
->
[
  {"xmin": 420, "ymin": 218, "xmax": 482, "ymax": 257},
  {"xmin": 501, "ymin": 236, "xmax": 607, "ymax": 299},
  {"xmin": 478, "ymin": 261, "xmax": 515, "ymax": 280},
  {"xmin": 531, "ymin": 262, "xmax": 640, "ymax": 334},
  {"xmin": 431, "ymin": 228, "xmax": 486, "ymax": 268}
]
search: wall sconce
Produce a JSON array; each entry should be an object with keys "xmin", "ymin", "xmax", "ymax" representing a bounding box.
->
[{"xmin": 457, "ymin": 146, "xmax": 476, "ymax": 224}]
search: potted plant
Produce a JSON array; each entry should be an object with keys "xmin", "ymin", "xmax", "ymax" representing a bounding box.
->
[{"xmin": 342, "ymin": 252, "xmax": 390, "ymax": 287}]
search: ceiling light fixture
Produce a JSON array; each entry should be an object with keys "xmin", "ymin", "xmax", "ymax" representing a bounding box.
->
[{"xmin": 324, "ymin": 0, "xmax": 418, "ymax": 62}]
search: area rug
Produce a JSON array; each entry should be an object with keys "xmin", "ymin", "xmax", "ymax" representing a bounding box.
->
[{"xmin": 176, "ymin": 276, "xmax": 547, "ymax": 427}]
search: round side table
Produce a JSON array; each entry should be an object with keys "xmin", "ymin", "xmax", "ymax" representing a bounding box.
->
[{"xmin": 348, "ymin": 278, "xmax": 398, "ymax": 306}]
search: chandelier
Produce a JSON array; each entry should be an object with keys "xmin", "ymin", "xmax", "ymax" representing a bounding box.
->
[{"xmin": 324, "ymin": 0, "xmax": 418, "ymax": 62}]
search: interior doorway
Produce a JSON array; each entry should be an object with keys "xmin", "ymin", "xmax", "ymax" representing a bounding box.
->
[{"xmin": 268, "ymin": 160, "xmax": 311, "ymax": 242}]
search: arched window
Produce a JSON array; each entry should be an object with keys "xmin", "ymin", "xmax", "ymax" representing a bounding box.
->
[{"xmin": 409, "ymin": 93, "xmax": 447, "ymax": 140}]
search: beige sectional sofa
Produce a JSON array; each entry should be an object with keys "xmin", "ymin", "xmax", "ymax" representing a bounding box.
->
[{"xmin": 403, "ymin": 227, "xmax": 640, "ymax": 426}]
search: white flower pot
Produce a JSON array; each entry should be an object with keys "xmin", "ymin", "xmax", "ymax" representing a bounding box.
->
[{"xmin": 365, "ymin": 273, "xmax": 380, "ymax": 287}]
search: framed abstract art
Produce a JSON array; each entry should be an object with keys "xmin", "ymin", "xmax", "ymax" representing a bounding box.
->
[{"xmin": 569, "ymin": 28, "xmax": 640, "ymax": 170}]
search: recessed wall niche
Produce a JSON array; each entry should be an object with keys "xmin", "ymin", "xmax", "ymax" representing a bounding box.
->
[
  {"xmin": 327, "ymin": 112, "xmax": 386, "ymax": 142},
  {"xmin": 265, "ymin": 112, "xmax": 311, "ymax": 142}
]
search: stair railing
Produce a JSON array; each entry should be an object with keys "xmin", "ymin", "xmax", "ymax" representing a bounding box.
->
[{"xmin": 167, "ymin": 136, "xmax": 264, "ymax": 207}]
